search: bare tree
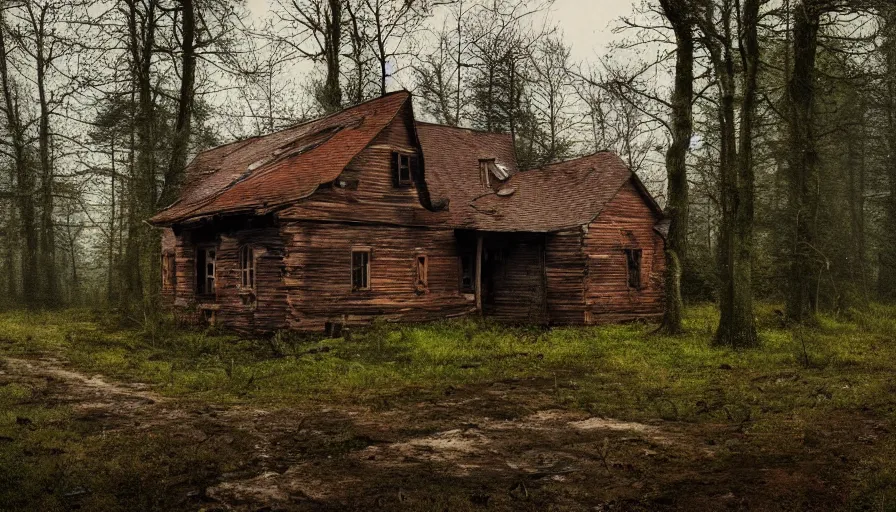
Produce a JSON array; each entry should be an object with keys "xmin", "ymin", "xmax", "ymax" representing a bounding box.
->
[{"xmin": 697, "ymin": 0, "xmax": 761, "ymax": 348}]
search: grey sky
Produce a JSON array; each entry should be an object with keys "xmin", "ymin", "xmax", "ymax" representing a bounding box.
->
[{"xmin": 244, "ymin": 0, "xmax": 639, "ymax": 61}]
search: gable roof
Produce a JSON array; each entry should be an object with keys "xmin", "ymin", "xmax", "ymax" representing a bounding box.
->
[{"xmin": 150, "ymin": 91, "xmax": 411, "ymax": 225}]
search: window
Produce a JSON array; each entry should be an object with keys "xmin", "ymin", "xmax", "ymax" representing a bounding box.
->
[
  {"xmin": 459, "ymin": 254, "xmax": 474, "ymax": 292},
  {"xmin": 415, "ymin": 255, "xmax": 428, "ymax": 291},
  {"xmin": 351, "ymin": 249, "xmax": 370, "ymax": 291},
  {"xmin": 239, "ymin": 246, "xmax": 256, "ymax": 290},
  {"xmin": 624, "ymin": 248, "xmax": 642, "ymax": 290},
  {"xmin": 392, "ymin": 152, "xmax": 418, "ymax": 187},
  {"xmin": 196, "ymin": 246, "xmax": 216, "ymax": 295},
  {"xmin": 161, "ymin": 253, "xmax": 175, "ymax": 290}
]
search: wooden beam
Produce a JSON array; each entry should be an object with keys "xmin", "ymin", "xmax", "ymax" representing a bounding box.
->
[{"xmin": 475, "ymin": 233, "xmax": 483, "ymax": 314}]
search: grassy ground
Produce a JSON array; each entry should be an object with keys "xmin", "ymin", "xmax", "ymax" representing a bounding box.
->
[{"xmin": 1, "ymin": 304, "xmax": 895, "ymax": 510}]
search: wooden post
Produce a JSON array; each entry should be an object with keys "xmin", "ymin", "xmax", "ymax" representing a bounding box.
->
[{"xmin": 475, "ymin": 233, "xmax": 483, "ymax": 314}]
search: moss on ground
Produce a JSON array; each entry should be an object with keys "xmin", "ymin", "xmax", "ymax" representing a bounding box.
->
[{"xmin": 0, "ymin": 304, "xmax": 895, "ymax": 510}]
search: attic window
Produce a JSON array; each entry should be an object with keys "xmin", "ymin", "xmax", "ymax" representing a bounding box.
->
[{"xmin": 392, "ymin": 152, "xmax": 418, "ymax": 187}]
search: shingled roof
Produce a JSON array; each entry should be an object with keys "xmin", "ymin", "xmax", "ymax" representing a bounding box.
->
[
  {"xmin": 150, "ymin": 91, "xmax": 411, "ymax": 225},
  {"xmin": 152, "ymin": 93, "xmax": 662, "ymax": 232},
  {"xmin": 417, "ymin": 122, "xmax": 658, "ymax": 232},
  {"xmin": 467, "ymin": 152, "xmax": 660, "ymax": 232},
  {"xmin": 415, "ymin": 122, "xmax": 519, "ymax": 224}
]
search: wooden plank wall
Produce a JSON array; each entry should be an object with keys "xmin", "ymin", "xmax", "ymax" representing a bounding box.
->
[
  {"xmin": 213, "ymin": 226, "xmax": 287, "ymax": 332},
  {"xmin": 281, "ymin": 221, "xmax": 474, "ymax": 330},
  {"xmin": 545, "ymin": 229, "xmax": 587, "ymax": 324},
  {"xmin": 583, "ymin": 180, "xmax": 666, "ymax": 323},
  {"xmin": 277, "ymin": 100, "xmax": 448, "ymax": 228},
  {"xmin": 169, "ymin": 220, "xmax": 289, "ymax": 332}
]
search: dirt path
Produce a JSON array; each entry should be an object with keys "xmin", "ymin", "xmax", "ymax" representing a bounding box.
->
[{"xmin": 1, "ymin": 355, "xmax": 877, "ymax": 511}]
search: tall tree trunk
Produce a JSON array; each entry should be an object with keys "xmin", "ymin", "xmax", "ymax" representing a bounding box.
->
[
  {"xmin": 30, "ymin": 3, "xmax": 59, "ymax": 306},
  {"xmin": 846, "ymin": 93, "xmax": 867, "ymax": 303},
  {"xmin": 879, "ymin": 9, "xmax": 896, "ymax": 299},
  {"xmin": 321, "ymin": 0, "xmax": 342, "ymax": 111},
  {"xmin": 709, "ymin": 0, "xmax": 759, "ymax": 348},
  {"xmin": 161, "ymin": 0, "xmax": 196, "ymax": 208},
  {"xmin": 657, "ymin": 0, "xmax": 694, "ymax": 334},
  {"xmin": 785, "ymin": 0, "xmax": 821, "ymax": 321},
  {"xmin": 0, "ymin": 10, "xmax": 39, "ymax": 308},
  {"xmin": 123, "ymin": 0, "xmax": 160, "ymax": 321}
]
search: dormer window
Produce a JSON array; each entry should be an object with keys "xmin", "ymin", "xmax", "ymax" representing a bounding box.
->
[
  {"xmin": 392, "ymin": 152, "xmax": 418, "ymax": 187},
  {"xmin": 479, "ymin": 158, "xmax": 511, "ymax": 188}
]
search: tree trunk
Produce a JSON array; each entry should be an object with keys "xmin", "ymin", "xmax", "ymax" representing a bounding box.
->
[
  {"xmin": 123, "ymin": 0, "xmax": 161, "ymax": 321},
  {"xmin": 0, "ymin": 11, "xmax": 39, "ymax": 308},
  {"xmin": 657, "ymin": 0, "xmax": 694, "ymax": 335},
  {"xmin": 708, "ymin": 0, "xmax": 758, "ymax": 348},
  {"xmin": 879, "ymin": 10, "xmax": 896, "ymax": 299},
  {"xmin": 31, "ymin": 3, "xmax": 59, "ymax": 307},
  {"xmin": 846, "ymin": 93, "xmax": 867, "ymax": 303},
  {"xmin": 161, "ymin": 0, "xmax": 196, "ymax": 208},
  {"xmin": 321, "ymin": 0, "xmax": 342, "ymax": 111},
  {"xmin": 785, "ymin": 0, "xmax": 821, "ymax": 321}
]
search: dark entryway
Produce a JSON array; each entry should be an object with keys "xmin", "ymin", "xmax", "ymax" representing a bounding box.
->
[{"xmin": 456, "ymin": 231, "xmax": 548, "ymax": 323}]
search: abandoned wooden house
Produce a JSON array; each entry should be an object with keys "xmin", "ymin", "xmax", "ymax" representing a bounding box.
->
[{"xmin": 150, "ymin": 91, "xmax": 667, "ymax": 332}]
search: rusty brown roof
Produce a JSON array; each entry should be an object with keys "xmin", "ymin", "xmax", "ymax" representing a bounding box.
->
[
  {"xmin": 466, "ymin": 152, "xmax": 645, "ymax": 231},
  {"xmin": 415, "ymin": 122, "xmax": 519, "ymax": 224},
  {"xmin": 150, "ymin": 91, "xmax": 411, "ymax": 225},
  {"xmin": 417, "ymin": 122, "xmax": 654, "ymax": 232}
]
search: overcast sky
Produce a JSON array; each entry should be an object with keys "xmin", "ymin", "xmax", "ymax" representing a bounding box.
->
[{"xmin": 243, "ymin": 0, "xmax": 640, "ymax": 61}]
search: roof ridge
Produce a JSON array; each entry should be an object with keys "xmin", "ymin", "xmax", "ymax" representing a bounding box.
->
[
  {"xmin": 525, "ymin": 150, "xmax": 620, "ymax": 172},
  {"xmin": 415, "ymin": 120, "xmax": 513, "ymax": 137},
  {"xmin": 193, "ymin": 91, "xmax": 413, "ymax": 159}
]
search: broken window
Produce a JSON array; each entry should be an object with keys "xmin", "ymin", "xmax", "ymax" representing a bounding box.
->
[
  {"xmin": 196, "ymin": 246, "xmax": 216, "ymax": 296},
  {"xmin": 392, "ymin": 152, "xmax": 418, "ymax": 187},
  {"xmin": 479, "ymin": 159, "xmax": 511, "ymax": 188},
  {"xmin": 415, "ymin": 254, "xmax": 428, "ymax": 291},
  {"xmin": 624, "ymin": 248, "xmax": 642, "ymax": 290},
  {"xmin": 459, "ymin": 254, "xmax": 474, "ymax": 293},
  {"xmin": 239, "ymin": 246, "xmax": 256, "ymax": 290},
  {"xmin": 161, "ymin": 253, "xmax": 175, "ymax": 290},
  {"xmin": 352, "ymin": 249, "xmax": 370, "ymax": 291}
]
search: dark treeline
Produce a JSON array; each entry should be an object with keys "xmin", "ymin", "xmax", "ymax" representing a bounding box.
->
[{"xmin": 0, "ymin": 0, "xmax": 893, "ymax": 344}]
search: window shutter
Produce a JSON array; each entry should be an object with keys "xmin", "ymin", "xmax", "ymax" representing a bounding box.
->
[{"xmin": 391, "ymin": 152, "xmax": 400, "ymax": 187}]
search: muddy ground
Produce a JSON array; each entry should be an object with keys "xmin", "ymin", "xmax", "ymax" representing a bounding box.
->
[{"xmin": 2, "ymin": 356, "xmax": 889, "ymax": 511}]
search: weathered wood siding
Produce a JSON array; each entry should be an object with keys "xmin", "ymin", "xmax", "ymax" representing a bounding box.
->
[
  {"xmin": 545, "ymin": 229, "xmax": 587, "ymax": 324},
  {"xmin": 277, "ymin": 100, "xmax": 448, "ymax": 228},
  {"xmin": 281, "ymin": 221, "xmax": 473, "ymax": 330},
  {"xmin": 169, "ymin": 219, "xmax": 288, "ymax": 332},
  {"xmin": 583, "ymin": 180, "xmax": 665, "ymax": 323}
]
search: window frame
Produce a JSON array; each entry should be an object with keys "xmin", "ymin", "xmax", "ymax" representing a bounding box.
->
[
  {"xmin": 392, "ymin": 152, "xmax": 418, "ymax": 187},
  {"xmin": 624, "ymin": 248, "xmax": 643, "ymax": 290},
  {"xmin": 351, "ymin": 248, "xmax": 371, "ymax": 291},
  {"xmin": 196, "ymin": 245, "xmax": 217, "ymax": 296},
  {"xmin": 239, "ymin": 245, "xmax": 256, "ymax": 291},
  {"xmin": 415, "ymin": 254, "xmax": 428, "ymax": 291}
]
